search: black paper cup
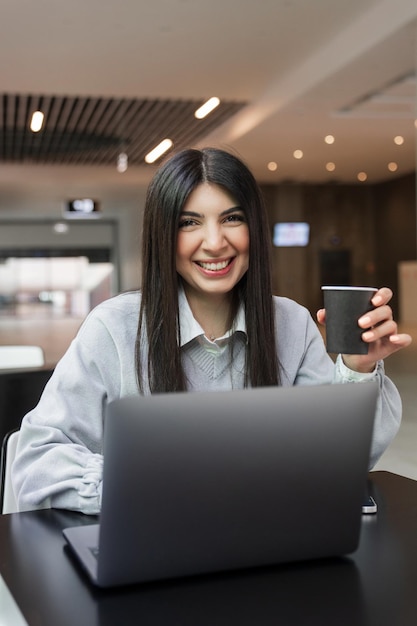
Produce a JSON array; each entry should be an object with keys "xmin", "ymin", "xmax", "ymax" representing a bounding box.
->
[{"xmin": 321, "ymin": 286, "xmax": 378, "ymax": 355}]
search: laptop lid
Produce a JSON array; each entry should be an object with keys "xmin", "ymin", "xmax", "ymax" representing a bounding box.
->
[{"xmin": 63, "ymin": 382, "xmax": 377, "ymax": 587}]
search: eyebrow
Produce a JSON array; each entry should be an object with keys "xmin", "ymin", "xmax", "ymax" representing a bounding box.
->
[{"xmin": 180, "ymin": 206, "xmax": 243, "ymax": 218}]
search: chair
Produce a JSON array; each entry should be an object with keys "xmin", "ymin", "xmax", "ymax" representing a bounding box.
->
[
  {"xmin": 0, "ymin": 345, "xmax": 45, "ymax": 370},
  {"xmin": 0, "ymin": 429, "xmax": 20, "ymax": 514},
  {"xmin": 0, "ymin": 367, "xmax": 54, "ymax": 448}
]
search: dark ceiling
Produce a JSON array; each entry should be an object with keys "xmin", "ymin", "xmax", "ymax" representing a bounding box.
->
[{"xmin": 0, "ymin": 94, "xmax": 245, "ymax": 166}]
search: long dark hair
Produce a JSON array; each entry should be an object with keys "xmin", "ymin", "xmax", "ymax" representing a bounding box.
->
[{"xmin": 136, "ymin": 147, "xmax": 279, "ymax": 392}]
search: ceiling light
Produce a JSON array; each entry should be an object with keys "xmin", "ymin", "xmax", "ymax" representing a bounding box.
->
[
  {"xmin": 53, "ymin": 222, "xmax": 69, "ymax": 234},
  {"xmin": 388, "ymin": 162, "xmax": 398, "ymax": 172},
  {"xmin": 145, "ymin": 139, "xmax": 173, "ymax": 164},
  {"xmin": 326, "ymin": 162, "xmax": 336, "ymax": 172},
  {"xmin": 267, "ymin": 161, "xmax": 278, "ymax": 171},
  {"xmin": 393, "ymin": 135, "xmax": 404, "ymax": 145},
  {"xmin": 357, "ymin": 172, "xmax": 367, "ymax": 182},
  {"xmin": 117, "ymin": 152, "xmax": 128, "ymax": 173},
  {"xmin": 30, "ymin": 111, "xmax": 44, "ymax": 132},
  {"xmin": 293, "ymin": 150, "xmax": 303, "ymax": 160},
  {"xmin": 194, "ymin": 97, "xmax": 220, "ymax": 119},
  {"xmin": 324, "ymin": 135, "xmax": 335, "ymax": 145}
]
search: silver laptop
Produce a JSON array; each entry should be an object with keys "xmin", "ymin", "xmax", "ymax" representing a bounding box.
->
[{"xmin": 63, "ymin": 382, "xmax": 377, "ymax": 587}]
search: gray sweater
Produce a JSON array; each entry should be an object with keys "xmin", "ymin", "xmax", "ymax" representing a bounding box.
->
[{"xmin": 12, "ymin": 291, "xmax": 401, "ymax": 514}]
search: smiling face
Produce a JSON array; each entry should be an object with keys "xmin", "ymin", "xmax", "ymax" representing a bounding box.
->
[{"xmin": 176, "ymin": 182, "xmax": 249, "ymax": 304}]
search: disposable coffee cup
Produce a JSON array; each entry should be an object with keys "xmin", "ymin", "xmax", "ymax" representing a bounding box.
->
[{"xmin": 321, "ymin": 286, "xmax": 378, "ymax": 355}]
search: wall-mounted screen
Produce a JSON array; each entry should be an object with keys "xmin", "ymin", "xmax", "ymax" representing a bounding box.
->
[
  {"xmin": 64, "ymin": 199, "xmax": 101, "ymax": 219},
  {"xmin": 273, "ymin": 222, "xmax": 310, "ymax": 247}
]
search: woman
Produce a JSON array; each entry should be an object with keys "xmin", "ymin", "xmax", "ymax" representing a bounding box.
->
[{"xmin": 12, "ymin": 147, "xmax": 412, "ymax": 514}]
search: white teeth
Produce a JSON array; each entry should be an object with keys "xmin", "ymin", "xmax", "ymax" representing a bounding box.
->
[{"xmin": 199, "ymin": 260, "xmax": 230, "ymax": 271}]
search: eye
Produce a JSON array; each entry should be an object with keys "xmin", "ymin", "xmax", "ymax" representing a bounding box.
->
[
  {"xmin": 178, "ymin": 217, "xmax": 198, "ymax": 229},
  {"xmin": 224, "ymin": 212, "xmax": 246, "ymax": 224}
]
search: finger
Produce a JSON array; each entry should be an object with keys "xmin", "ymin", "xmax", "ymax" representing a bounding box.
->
[
  {"xmin": 388, "ymin": 333, "xmax": 413, "ymax": 349},
  {"xmin": 316, "ymin": 308, "xmax": 326, "ymax": 325},
  {"xmin": 362, "ymin": 320, "xmax": 397, "ymax": 343},
  {"xmin": 358, "ymin": 305, "xmax": 393, "ymax": 329},
  {"xmin": 371, "ymin": 287, "xmax": 392, "ymax": 307}
]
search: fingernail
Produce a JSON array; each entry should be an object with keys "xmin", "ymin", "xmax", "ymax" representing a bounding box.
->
[{"xmin": 359, "ymin": 315, "xmax": 371, "ymax": 327}]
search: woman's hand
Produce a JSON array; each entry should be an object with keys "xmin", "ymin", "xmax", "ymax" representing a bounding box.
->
[{"xmin": 317, "ymin": 287, "xmax": 412, "ymax": 373}]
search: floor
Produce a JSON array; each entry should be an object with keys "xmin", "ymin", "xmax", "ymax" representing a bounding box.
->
[{"xmin": 0, "ymin": 310, "xmax": 416, "ymax": 479}]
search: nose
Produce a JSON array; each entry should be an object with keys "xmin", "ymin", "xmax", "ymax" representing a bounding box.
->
[{"xmin": 202, "ymin": 223, "xmax": 227, "ymax": 253}]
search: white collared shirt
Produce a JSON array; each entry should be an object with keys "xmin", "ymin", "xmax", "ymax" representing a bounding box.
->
[{"xmin": 178, "ymin": 286, "xmax": 247, "ymax": 355}]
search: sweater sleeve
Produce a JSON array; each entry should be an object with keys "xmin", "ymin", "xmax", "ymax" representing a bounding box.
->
[
  {"xmin": 275, "ymin": 297, "xmax": 402, "ymax": 469},
  {"xmin": 12, "ymin": 309, "xmax": 126, "ymax": 514},
  {"xmin": 333, "ymin": 355, "xmax": 402, "ymax": 468}
]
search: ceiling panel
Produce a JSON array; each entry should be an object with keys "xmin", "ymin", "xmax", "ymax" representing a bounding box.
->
[{"xmin": 0, "ymin": 94, "xmax": 245, "ymax": 166}]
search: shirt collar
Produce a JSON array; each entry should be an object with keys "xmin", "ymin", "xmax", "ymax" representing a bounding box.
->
[{"xmin": 178, "ymin": 285, "xmax": 246, "ymax": 347}]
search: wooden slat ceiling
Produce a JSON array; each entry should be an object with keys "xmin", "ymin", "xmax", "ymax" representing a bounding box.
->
[{"xmin": 0, "ymin": 94, "xmax": 246, "ymax": 166}]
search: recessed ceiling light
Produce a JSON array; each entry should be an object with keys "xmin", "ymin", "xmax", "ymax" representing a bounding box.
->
[
  {"xmin": 30, "ymin": 111, "xmax": 44, "ymax": 132},
  {"xmin": 293, "ymin": 149, "xmax": 303, "ymax": 160},
  {"xmin": 388, "ymin": 162, "xmax": 398, "ymax": 172},
  {"xmin": 117, "ymin": 152, "xmax": 128, "ymax": 173},
  {"xmin": 194, "ymin": 97, "xmax": 220, "ymax": 119},
  {"xmin": 357, "ymin": 172, "xmax": 367, "ymax": 182},
  {"xmin": 393, "ymin": 136, "xmax": 404, "ymax": 145},
  {"xmin": 267, "ymin": 161, "xmax": 278, "ymax": 171},
  {"xmin": 326, "ymin": 162, "xmax": 336, "ymax": 172},
  {"xmin": 145, "ymin": 139, "xmax": 173, "ymax": 164},
  {"xmin": 324, "ymin": 135, "xmax": 335, "ymax": 145}
]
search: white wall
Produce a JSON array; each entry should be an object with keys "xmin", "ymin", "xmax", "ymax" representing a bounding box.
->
[{"xmin": 0, "ymin": 169, "xmax": 148, "ymax": 293}]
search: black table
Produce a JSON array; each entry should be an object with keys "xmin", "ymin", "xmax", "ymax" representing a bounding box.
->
[{"xmin": 1, "ymin": 471, "xmax": 417, "ymax": 626}]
